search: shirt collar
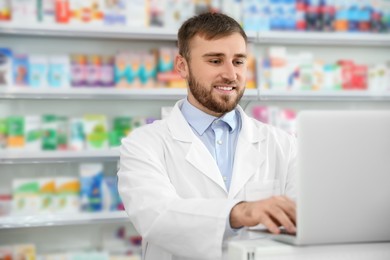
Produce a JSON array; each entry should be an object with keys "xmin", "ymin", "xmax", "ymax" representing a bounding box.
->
[{"xmin": 181, "ymin": 98, "xmax": 238, "ymax": 135}]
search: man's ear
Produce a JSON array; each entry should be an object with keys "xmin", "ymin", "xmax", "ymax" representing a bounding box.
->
[{"xmin": 175, "ymin": 55, "xmax": 188, "ymax": 79}]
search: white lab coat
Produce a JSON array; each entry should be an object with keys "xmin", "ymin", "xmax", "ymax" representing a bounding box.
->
[{"xmin": 117, "ymin": 99, "xmax": 297, "ymax": 260}]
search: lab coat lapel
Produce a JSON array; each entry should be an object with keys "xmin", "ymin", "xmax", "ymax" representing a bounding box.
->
[
  {"xmin": 167, "ymin": 100, "xmax": 227, "ymax": 193},
  {"xmin": 229, "ymin": 107, "xmax": 266, "ymax": 199}
]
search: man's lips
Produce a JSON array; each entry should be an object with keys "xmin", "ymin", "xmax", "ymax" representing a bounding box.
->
[{"xmin": 214, "ymin": 85, "xmax": 237, "ymax": 91}]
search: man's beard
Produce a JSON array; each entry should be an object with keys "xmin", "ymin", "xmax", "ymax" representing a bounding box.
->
[{"xmin": 187, "ymin": 70, "xmax": 244, "ymax": 114}]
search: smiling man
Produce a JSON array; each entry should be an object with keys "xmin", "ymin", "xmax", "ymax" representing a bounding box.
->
[{"xmin": 118, "ymin": 12, "xmax": 297, "ymax": 260}]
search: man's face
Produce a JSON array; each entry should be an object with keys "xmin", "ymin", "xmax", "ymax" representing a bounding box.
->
[{"xmin": 178, "ymin": 33, "xmax": 247, "ymax": 116}]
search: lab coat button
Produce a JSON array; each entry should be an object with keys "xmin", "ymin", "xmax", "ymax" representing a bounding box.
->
[{"xmin": 217, "ymin": 140, "xmax": 222, "ymax": 145}]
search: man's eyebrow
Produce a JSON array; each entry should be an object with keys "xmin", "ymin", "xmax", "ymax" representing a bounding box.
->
[{"xmin": 202, "ymin": 53, "xmax": 247, "ymax": 58}]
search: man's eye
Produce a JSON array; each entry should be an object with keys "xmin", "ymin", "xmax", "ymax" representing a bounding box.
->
[
  {"xmin": 209, "ymin": 60, "xmax": 221, "ymax": 64},
  {"xmin": 234, "ymin": 60, "xmax": 245, "ymax": 65}
]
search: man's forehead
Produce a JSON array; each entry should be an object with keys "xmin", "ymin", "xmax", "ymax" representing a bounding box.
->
[{"xmin": 189, "ymin": 33, "xmax": 247, "ymax": 54}]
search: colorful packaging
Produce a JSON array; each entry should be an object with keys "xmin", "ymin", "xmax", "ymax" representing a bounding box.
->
[
  {"xmin": 0, "ymin": 193, "xmax": 11, "ymax": 216},
  {"xmin": 286, "ymin": 54, "xmax": 301, "ymax": 91},
  {"xmin": 38, "ymin": 177, "xmax": 55, "ymax": 213},
  {"xmin": 299, "ymin": 52, "xmax": 314, "ymax": 90},
  {"xmin": 157, "ymin": 48, "xmax": 174, "ymax": 73},
  {"xmin": 24, "ymin": 115, "xmax": 42, "ymax": 151},
  {"xmin": 70, "ymin": 54, "xmax": 87, "ymax": 87},
  {"xmin": 41, "ymin": 115, "xmax": 58, "ymax": 150},
  {"xmin": 149, "ymin": 0, "xmax": 165, "ymax": 27},
  {"xmin": 246, "ymin": 53, "xmax": 256, "ymax": 89},
  {"xmin": 114, "ymin": 52, "xmax": 130, "ymax": 88},
  {"xmin": 79, "ymin": 163, "xmax": 104, "ymax": 212},
  {"xmin": 126, "ymin": 0, "xmax": 148, "ymax": 27},
  {"xmin": 338, "ymin": 60, "xmax": 354, "ymax": 90},
  {"xmin": 12, "ymin": 0, "xmax": 37, "ymax": 23},
  {"xmin": 369, "ymin": 64, "xmax": 389, "ymax": 92},
  {"xmin": 0, "ymin": 48, "xmax": 13, "ymax": 87},
  {"xmin": 351, "ymin": 64, "xmax": 368, "ymax": 90},
  {"xmin": 7, "ymin": 116, "xmax": 25, "ymax": 149},
  {"xmin": 56, "ymin": 0, "xmax": 70, "ymax": 23},
  {"xmin": 103, "ymin": 176, "xmax": 123, "ymax": 211},
  {"xmin": 29, "ymin": 55, "xmax": 48, "ymax": 88},
  {"xmin": 0, "ymin": 0, "xmax": 12, "ymax": 20},
  {"xmin": 127, "ymin": 53, "xmax": 142, "ymax": 88},
  {"xmin": 83, "ymin": 114, "xmax": 108, "ymax": 150},
  {"xmin": 48, "ymin": 55, "xmax": 70, "ymax": 88},
  {"xmin": 139, "ymin": 53, "xmax": 157, "ymax": 87},
  {"xmin": 57, "ymin": 116, "xmax": 68, "ymax": 150},
  {"xmin": 100, "ymin": 55, "xmax": 115, "ymax": 87},
  {"xmin": 13, "ymin": 54, "xmax": 29, "ymax": 87},
  {"xmin": 69, "ymin": 117, "xmax": 85, "ymax": 151},
  {"xmin": 86, "ymin": 55, "xmax": 102, "ymax": 87},
  {"xmin": 269, "ymin": 47, "xmax": 288, "ymax": 89},
  {"xmin": 12, "ymin": 178, "xmax": 40, "ymax": 215},
  {"xmin": 70, "ymin": 0, "xmax": 103, "ymax": 24},
  {"xmin": 103, "ymin": 0, "xmax": 127, "ymax": 25},
  {"xmin": 55, "ymin": 176, "xmax": 80, "ymax": 213},
  {"xmin": 37, "ymin": 0, "xmax": 56, "ymax": 23},
  {"xmin": 312, "ymin": 60, "xmax": 324, "ymax": 91},
  {"xmin": 0, "ymin": 118, "xmax": 7, "ymax": 149},
  {"xmin": 14, "ymin": 244, "xmax": 36, "ymax": 260},
  {"xmin": 163, "ymin": 0, "xmax": 194, "ymax": 30},
  {"xmin": 109, "ymin": 116, "xmax": 131, "ymax": 147},
  {"xmin": 252, "ymin": 106, "xmax": 269, "ymax": 124}
]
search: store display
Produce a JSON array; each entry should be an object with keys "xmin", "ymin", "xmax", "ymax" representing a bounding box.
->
[
  {"xmin": 252, "ymin": 105, "xmax": 297, "ymax": 135},
  {"xmin": 259, "ymin": 46, "xmax": 390, "ymax": 92},
  {"xmin": 0, "ymin": 1, "xmax": 389, "ymax": 258},
  {"xmin": 1, "ymin": 0, "xmax": 389, "ymax": 33},
  {"xmin": 0, "ymin": 114, "xmax": 155, "ymax": 151}
]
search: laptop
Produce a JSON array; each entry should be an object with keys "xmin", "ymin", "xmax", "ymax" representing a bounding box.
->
[{"xmin": 254, "ymin": 110, "xmax": 390, "ymax": 246}]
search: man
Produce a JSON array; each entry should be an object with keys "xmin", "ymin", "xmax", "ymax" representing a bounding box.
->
[{"xmin": 118, "ymin": 12, "xmax": 297, "ymax": 260}]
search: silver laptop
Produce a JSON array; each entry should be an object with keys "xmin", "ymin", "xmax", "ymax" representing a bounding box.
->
[{"xmin": 259, "ymin": 110, "xmax": 390, "ymax": 246}]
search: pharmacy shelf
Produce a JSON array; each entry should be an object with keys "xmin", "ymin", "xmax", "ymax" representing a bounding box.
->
[
  {"xmin": 256, "ymin": 31, "xmax": 390, "ymax": 47},
  {"xmin": 0, "ymin": 211, "xmax": 129, "ymax": 229},
  {"xmin": 0, "ymin": 88, "xmax": 259, "ymax": 100},
  {"xmin": 0, "ymin": 22, "xmax": 257, "ymax": 42},
  {"xmin": 0, "ymin": 23, "xmax": 387, "ymax": 46},
  {"xmin": 0, "ymin": 149, "xmax": 119, "ymax": 164},
  {"xmin": 258, "ymin": 89, "xmax": 390, "ymax": 101}
]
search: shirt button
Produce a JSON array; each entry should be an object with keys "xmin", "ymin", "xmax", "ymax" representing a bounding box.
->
[
  {"xmin": 223, "ymin": 176, "xmax": 227, "ymax": 181},
  {"xmin": 217, "ymin": 140, "xmax": 222, "ymax": 145}
]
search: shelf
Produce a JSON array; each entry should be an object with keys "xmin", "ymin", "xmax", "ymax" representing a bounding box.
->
[
  {"xmin": 0, "ymin": 211, "xmax": 129, "ymax": 229},
  {"xmin": 1, "ymin": 23, "xmax": 388, "ymax": 46},
  {"xmin": 0, "ymin": 149, "xmax": 120, "ymax": 164},
  {"xmin": 256, "ymin": 31, "xmax": 390, "ymax": 47},
  {"xmin": 0, "ymin": 88, "xmax": 259, "ymax": 100},
  {"xmin": 0, "ymin": 22, "xmax": 257, "ymax": 42},
  {"xmin": 258, "ymin": 89, "xmax": 390, "ymax": 101}
]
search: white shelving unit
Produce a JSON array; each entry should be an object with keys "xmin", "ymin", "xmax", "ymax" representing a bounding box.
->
[
  {"xmin": 0, "ymin": 21, "xmax": 389, "ymax": 254},
  {"xmin": 0, "ymin": 211, "xmax": 129, "ymax": 229},
  {"xmin": 258, "ymin": 89, "xmax": 390, "ymax": 101},
  {"xmin": 0, "ymin": 149, "xmax": 119, "ymax": 164},
  {"xmin": 0, "ymin": 87, "xmax": 259, "ymax": 100},
  {"xmin": 257, "ymin": 31, "xmax": 390, "ymax": 46}
]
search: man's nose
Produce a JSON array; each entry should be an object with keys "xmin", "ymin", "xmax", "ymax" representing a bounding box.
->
[{"xmin": 221, "ymin": 63, "xmax": 237, "ymax": 82}]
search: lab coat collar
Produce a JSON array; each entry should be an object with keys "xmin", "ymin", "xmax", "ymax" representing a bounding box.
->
[
  {"xmin": 228, "ymin": 105, "xmax": 266, "ymax": 199},
  {"xmin": 181, "ymin": 98, "xmax": 238, "ymax": 135},
  {"xmin": 167, "ymin": 99, "xmax": 266, "ymax": 196}
]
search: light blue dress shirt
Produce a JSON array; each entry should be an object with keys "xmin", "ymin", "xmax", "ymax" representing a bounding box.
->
[{"xmin": 180, "ymin": 98, "xmax": 242, "ymax": 191}]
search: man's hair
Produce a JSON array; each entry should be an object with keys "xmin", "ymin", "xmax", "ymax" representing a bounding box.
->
[{"xmin": 177, "ymin": 12, "xmax": 247, "ymax": 61}]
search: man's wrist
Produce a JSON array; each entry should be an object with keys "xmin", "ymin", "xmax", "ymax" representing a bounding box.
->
[{"xmin": 230, "ymin": 201, "xmax": 246, "ymax": 229}]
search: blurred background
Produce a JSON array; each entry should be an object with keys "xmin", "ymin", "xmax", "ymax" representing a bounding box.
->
[{"xmin": 0, "ymin": 0, "xmax": 389, "ymax": 259}]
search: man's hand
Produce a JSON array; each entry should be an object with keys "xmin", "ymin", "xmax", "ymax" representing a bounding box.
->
[{"xmin": 230, "ymin": 196, "xmax": 296, "ymax": 234}]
